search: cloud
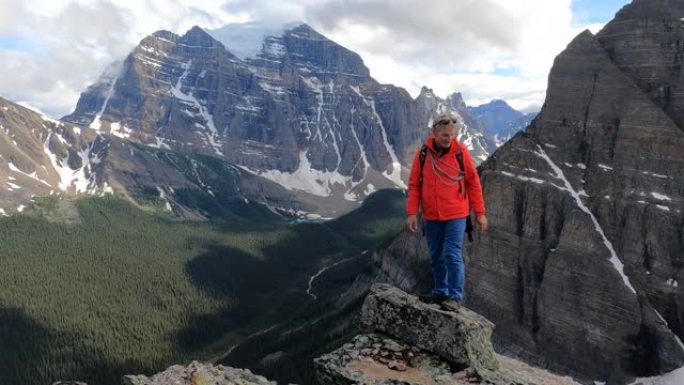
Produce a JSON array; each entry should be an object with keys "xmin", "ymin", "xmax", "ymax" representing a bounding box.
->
[
  {"xmin": 0, "ymin": 0, "xmax": 247, "ymax": 118},
  {"xmin": 0, "ymin": 0, "xmax": 622, "ymax": 117}
]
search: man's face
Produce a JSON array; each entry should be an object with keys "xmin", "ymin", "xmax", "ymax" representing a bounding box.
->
[{"xmin": 433, "ymin": 121, "xmax": 456, "ymax": 150}]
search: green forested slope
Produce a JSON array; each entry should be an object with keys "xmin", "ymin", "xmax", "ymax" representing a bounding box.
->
[{"xmin": 0, "ymin": 189, "xmax": 405, "ymax": 385}]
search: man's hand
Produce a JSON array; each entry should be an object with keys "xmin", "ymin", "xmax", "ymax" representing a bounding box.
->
[
  {"xmin": 476, "ymin": 214, "xmax": 489, "ymax": 232},
  {"xmin": 406, "ymin": 214, "xmax": 418, "ymax": 232}
]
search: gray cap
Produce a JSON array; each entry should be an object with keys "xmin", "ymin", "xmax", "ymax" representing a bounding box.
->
[{"xmin": 431, "ymin": 111, "xmax": 459, "ymax": 128}]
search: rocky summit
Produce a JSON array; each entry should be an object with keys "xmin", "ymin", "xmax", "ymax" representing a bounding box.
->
[
  {"xmin": 122, "ymin": 361, "xmax": 284, "ymax": 385},
  {"xmin": 315, "ymin": 284, "xmax": 579, "ymax": 385},
  {"xmin": 460, "ymin": 0, "xmax": 684, "ymax": 382}
]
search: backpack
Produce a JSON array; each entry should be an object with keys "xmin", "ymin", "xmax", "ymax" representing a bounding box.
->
[{"xmin": 418, "ymin": 144, "xmax": 474, "ymax": 242}]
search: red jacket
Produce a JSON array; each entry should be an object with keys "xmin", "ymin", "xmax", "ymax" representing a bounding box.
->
[{"xmin": 406, "ymin": 136, "xmax": 486, "ymax": 220}]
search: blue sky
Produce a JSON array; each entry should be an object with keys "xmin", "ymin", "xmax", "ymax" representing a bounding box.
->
[
  {"xmin": 0, "ymin": 0, "xmax": 632, "ymax": 117},
  {"xmin": 571, "ymin": 0, "xmax": 629, "ymax": 23}
]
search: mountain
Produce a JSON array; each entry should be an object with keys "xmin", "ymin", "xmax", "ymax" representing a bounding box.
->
[
  {"xmin": 469, "ymin": 99, "xmax": 537, "ymax": 147},
  {"xmin": 458, "ymin": 0, "xmax": 684, "ymax": 382},
  {"xmin": 59, "ymin": 23, "xmax": 492, "ymax": 216},
  {"xmin": 0, "ymin": 96, "xmax": 316, "ymax": 220}
]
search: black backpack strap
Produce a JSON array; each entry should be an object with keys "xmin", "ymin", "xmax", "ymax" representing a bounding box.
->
[
  {"xmin": 418, "ymin": 145, "xmax": 428, "ymax": 185},
  {"xmin": 455, "ymin": 146, "xmax": 475, "ymax": 243},
  {"xmin": 456, "ymin": 152, "xmax": 464, "ymax": 174}
]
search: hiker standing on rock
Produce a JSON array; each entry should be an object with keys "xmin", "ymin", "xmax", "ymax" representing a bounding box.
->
[{"xmin": 406, "ymin": 111, "xmax": 488, "ymax": 312}]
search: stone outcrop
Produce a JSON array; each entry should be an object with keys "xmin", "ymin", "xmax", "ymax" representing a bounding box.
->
[
  {"xmin": 316, "ymin": 284, "xmax": 580, "ymax": 385},
  {"xmin": 122, "ymin": 361, "xmax": 286, "ymax": 385},
  {"xmin": 359, "ymin": 284, "xmax": 499, "ymax": 371}
]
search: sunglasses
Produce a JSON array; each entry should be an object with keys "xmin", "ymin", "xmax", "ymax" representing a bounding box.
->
[{"xmin": 437, "ymin": 119, "xmax": 456, "ymax": 125}]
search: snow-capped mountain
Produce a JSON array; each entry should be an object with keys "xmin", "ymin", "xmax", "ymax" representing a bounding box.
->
[{"xmin": 60, "ymin": 23, "xmax": 493, "ymax": 215}]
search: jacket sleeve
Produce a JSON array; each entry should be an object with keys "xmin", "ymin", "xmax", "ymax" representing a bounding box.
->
[
  {"xmin": 462, "ymin": 145, "xmax": 486, "ymax": 216},
  {"xmin": 406, "ymin": 149, "xmax": 422, "ymax": 215}
]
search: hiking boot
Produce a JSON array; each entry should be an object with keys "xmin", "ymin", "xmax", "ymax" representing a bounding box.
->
[
  {"xmin": 439, "ymin": 299, "xmax": 460, "ymax": 312},
  {"xmin": 418, "ymin": 293, "xmax": 448, "ymax": 304}
]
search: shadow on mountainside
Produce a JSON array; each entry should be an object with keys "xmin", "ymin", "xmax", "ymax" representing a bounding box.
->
[
  {"xmin": 180, "ymin": 223, "xmax": 356, "ymax": 349},
  {"xmin": 0, "ymin": 305, "xmax": 157, "ymax": 385}
]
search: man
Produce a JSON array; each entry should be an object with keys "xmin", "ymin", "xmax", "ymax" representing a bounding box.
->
[{"xmin": 406, "ymin": 111, "xmax": 488, "ymax": 312}]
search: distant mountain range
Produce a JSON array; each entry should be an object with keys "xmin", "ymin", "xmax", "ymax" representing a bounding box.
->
[{"xmin": 468, "ymin": 99, "xmax": 536, "ymax": 147}]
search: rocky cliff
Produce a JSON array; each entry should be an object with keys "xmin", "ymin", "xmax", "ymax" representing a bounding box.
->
[
  {"xmin": 121, "ymin": 362, "xmax": 284, "ymax": 385},
  {"xmin": 463, "ymin": 0, "xmax": 684, "ymax": 382}
]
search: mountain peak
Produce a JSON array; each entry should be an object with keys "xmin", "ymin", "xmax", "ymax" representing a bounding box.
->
[
  {"xmin": 181, "ymin": 25, "xmax": 222, "ymax": 48},
  {"xmin": 566, "ymin": 29, "xmax": 595, "ymax": 50},
  {"xmin": 285, "ymin": 22, "xmax": 324, "ymax": 38}
]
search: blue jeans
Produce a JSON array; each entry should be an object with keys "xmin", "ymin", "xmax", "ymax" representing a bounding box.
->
[{"xmin": 423, "ymin": 218, "xmax": 467, "ymax": 301}]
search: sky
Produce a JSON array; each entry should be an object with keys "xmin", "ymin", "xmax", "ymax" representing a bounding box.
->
[{"xmin": 0, "ymin": 0, "xmax": 631, "ymax": 118}]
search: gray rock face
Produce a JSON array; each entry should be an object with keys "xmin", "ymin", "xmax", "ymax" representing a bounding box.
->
[
  {"xmin": 319, "ymin": 284, "xmax": 582, "ymax": 385},
  {"xmin": 460, "ymin": 2, "xmax": 684, "ymax": 382},
  {"xmin": 61, "ymin": 23, "xmax": 493, "ymax": 212},
  {"xmin": 314, "ymin": 333, "xmax": 460, "ymax": 385},
  {"xmin": 0, "ymin": 96, "xmax": 309, "ymax": 219},
  {"xmin": 359, "ymin": 284, "xmax": 499, "ymax": 371},
  {"xmin": 121, "ymin": 361, "xmax": 284, "ymax": 385},
  {"xmin": 596, "ymin": 0, "xmax": 684, "ymax": 131}
]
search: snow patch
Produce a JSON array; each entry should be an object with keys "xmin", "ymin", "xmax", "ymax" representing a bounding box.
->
[
  {"xmin": 110, "ymin": 122, "xmax": 132, "ymax": 139},
  {"xmin": 500, "ymin": 171, "xmax": 545, "ymax": 184},
  {"xmin": 651, "ymin": 192, "xmax": 672, "ymax": 201},
  {"xmin": 642, "ymin": 171, "xmax": 669, "ymax": 179},
  {"xmin": 656, "ymin": 205, "xmax": 671, "ymax": 212},
  {"xmin": 250, "ymin": 151, "xmax": 352, "ymax": 197},
  {"xmin": 8, "ymin": 162, "xmax": 51, "ymax": 187},
  {"xmin": 598, "ymin": 163, "xmax": 613, "ymax": 171},
  {"xmin": 259, "ymin": 81, "xmax": 286, "ymax": 95},
  {"xmin": 343, "ymin": 190, "xmax": 358, "ymax": 202},
  {"xmin": 364, "ymin": 183, "xmax": 376, "ymax": 196}
]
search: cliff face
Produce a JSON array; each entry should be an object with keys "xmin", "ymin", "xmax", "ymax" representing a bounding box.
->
[{"xmin": 463, "ymin": 1, "xmax": 684, "ymax": 382}]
